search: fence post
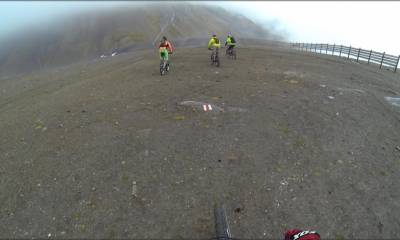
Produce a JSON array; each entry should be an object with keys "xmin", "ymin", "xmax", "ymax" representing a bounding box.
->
[
  {"xmin": 339, "ymin": 45, "xmax": 343, "ymax": 56},
  {"xmin": 368, "ymin": 50, "xmax": 372, "ymax": 64},
  {"xmin": 348, "ymin": 46, "xmax": 351, "ymax": 59},
  {"xmin": 314, "ymin": 43, "xmax": 317, "ymax": 52},
  {"xmin": 357, "ymin": 48, "xmax": 361, "ymax": 62},
  {"xmin": 332, "ymin": 44, "xmax": 335, "ymax": 55},
  {"xmin": 380, "ymin": 52, "xmax": 385, "ymax": 69},
  {"xmin": 325, "ymin": 44, "xmax": 328, "ymax": 54},
  {"xmin": 394, "ymin": 55, "xmax": 399, "ymax": 73}
]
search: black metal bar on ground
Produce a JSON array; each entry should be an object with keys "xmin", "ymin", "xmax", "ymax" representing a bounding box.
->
[
  {"xmin": 348, "ymin": 46, "xmax": 351, "ymax": 59},
  {"xmin": 357, "ymin": 48, "xmax": 361, "ymax": 62},
  {"xmin": 380, "ymin": 52, "xmax": 385, "ymax": 69},
  {"xmin": 368, "ymin": 50, "xmax": 372, "ymax": 64}
]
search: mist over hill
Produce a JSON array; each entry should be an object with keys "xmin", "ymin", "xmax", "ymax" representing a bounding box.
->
[{"xmin": 0, "ymin": 3, "xmax": 283, "ymax": 76}]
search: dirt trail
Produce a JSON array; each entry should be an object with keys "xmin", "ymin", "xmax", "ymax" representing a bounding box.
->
[
  {"xmin": 152, "ymin": 11, "xmax": 176, "ymax": 46},
  {"xmin": 0, "ymin": 44, "xmax": 400, "ymax": 239}
]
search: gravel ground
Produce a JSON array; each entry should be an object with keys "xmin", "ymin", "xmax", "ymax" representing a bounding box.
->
[{"xmin": 0, "ymin": 44, "xmax": 400, "ymax": 239}]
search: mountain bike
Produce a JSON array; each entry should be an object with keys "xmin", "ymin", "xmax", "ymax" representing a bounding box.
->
[
  {"xmin": 211, "ymin": 48, "xmax": 220, "ymax": 67},
  {"xmin": 160, "ymin": 51, "xmax": 170, "ymax": 76},
  {"xmin": 226, "ymin": 46, "xmax": 236, "ymax": 60},
  {"xmin": 214, "ymin": 205, "xmax": 232, "ymax": 240},
  {"xmin": 160, "ymin": 59, "xmax": 169, "ymax": 76}
]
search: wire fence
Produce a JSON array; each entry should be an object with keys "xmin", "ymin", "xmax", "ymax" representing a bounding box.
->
[{"xmin": 291, "ymin": 43, "xmax": 400, "ymax": 73}]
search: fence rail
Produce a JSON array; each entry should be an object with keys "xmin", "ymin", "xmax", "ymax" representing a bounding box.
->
[{"xmin": 291, "ymin": 42, "xmax": 400, "ymax": 73}]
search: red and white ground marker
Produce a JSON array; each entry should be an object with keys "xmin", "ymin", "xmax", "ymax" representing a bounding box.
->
[{"xmin": 203, "ymin": 104, "xmax": 213, "ymax": 111}]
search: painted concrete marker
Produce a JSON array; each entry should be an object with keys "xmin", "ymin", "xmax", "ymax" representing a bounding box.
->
[
  {"xmin": 202, "ymin": 104, "xmax": 213, "ymax": 111},
  {"xmin": 179, "ymin": 101, "xmax": 247, "ymax": 113}
]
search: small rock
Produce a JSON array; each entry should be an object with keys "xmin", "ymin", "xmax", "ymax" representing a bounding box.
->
[
  {"xmin": 132, "ymin": 181, "xmax": 137, "ymax": 197},
  {"xmin": 337, "ymin": 159, "xmax": 344, "ymax": 164},
  {"xmin": 336, "ymin": 112, "xmax": 339, "ymax": 116},
  {"xmin": 395, "ymin": 146, "xmax": 400, "ymax": 152},
  {"xmin": 121, "ymin": 161, "xmax": 126, "ymax": 165},
  {"xmin": 173, "ymin": 115, "xmax": 185, "ymax": 120},
  {"xmin": 48, "ymin": 233, "xmax": 51, "ymax": 238},
  {"xmin": 320, "ymin": 84, "xmax": 327, "ymax": 88},
  {"xmin": 328, "ymin": 96, "xmax": 335, "ymax": 100}
]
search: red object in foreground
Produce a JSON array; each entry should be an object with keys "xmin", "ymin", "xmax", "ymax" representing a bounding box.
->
[{"xmin": 285, "ymin": 229, "xmax": 321, "ymax": 240}]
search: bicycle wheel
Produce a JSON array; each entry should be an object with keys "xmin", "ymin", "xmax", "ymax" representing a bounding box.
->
[
  {"xmin": 160, "ymin": 60, "xmax": 166, "ymax": 75},
  {"xmin": 214, "ymin": 205, "xmax": 231, "ymax": 240},
  {"xmin": 232, "ymin": 49, "xmax": 236, "ymax": 60}
]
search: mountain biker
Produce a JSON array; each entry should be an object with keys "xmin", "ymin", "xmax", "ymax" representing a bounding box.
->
[
  {"xmin": 159, "ymin": 36, "xmax": 174, "ymax": 71},
  {"xmin": 224, "ymin": 33, "xmax": 236, "ymax": 55},
  {"xmin": 208, "ymin": 33, "xmax": 221, "ymax": 63},
  {"xmin": 285, "ymin": 229, "xmax": 320, "ymax": 240}
]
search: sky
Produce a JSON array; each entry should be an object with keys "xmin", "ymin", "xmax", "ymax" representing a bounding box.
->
[
  {"xmin": 213, "ymin": 1, "xmax": 400, "ymax": 55},
  {"xmin": 0, "ymin": 1, "xmax": 399, "ymax": 55}
]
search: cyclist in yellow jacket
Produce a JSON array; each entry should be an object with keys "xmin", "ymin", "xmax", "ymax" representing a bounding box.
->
[{"xmin": 208, "ymin": 33, "xmax": 221, "ymax": 64}]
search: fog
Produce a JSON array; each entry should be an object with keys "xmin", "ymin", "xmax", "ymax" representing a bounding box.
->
[
  {"xmin": 1, "ymin": 1, "xmax": 399, "ymax": 55},
  {"xmin": 209, "ymin": 1, "xmax": 400, "ymax": 55}
]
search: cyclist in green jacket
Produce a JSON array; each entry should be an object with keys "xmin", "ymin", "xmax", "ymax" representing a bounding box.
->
[{"xmin": 225, "ymin": 34, "xmax": 236, "ymax": 55}]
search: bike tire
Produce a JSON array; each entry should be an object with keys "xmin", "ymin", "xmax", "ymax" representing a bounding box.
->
[
  {"xmin": 160, "ymin": 60, "xmax": 167, "ymax": 76},
  {"xmin": 214, "ymin": 205, "xmax": 231, "ymax": 240},
  {"xmin": 160, "ymin": 64, "xmax": 165, "ymax": 75}
]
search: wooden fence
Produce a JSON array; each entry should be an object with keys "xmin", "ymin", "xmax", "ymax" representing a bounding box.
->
[{"xmin": 291, "ymin": 43, "xmax": 400, "ymax": 73}]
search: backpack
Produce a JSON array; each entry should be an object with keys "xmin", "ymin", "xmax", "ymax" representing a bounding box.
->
[
  {"xmin": 230, "ymin": 36, "xmax": 236, "ymax": 44},
  {"xmin": 213, "ymin": 37, "xmax": 220, "ymax": 44}
]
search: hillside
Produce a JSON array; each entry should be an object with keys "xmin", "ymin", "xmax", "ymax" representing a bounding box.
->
[
  {"xmin": 0, "ymin": 3, "xmax": 279, "ymax": 76},
  {"xmin": 0, "ymin": 43, "xmax": 400, "ymax": 238}
]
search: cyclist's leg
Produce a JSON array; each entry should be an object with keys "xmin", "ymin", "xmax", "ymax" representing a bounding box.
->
[
  {"xmin": 228, "ymin": 45, "xmax": 233, "ymax": 54},
  {"xmin": 164, "ymin": 51, "xmax": 169, "ymax": 70}
]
